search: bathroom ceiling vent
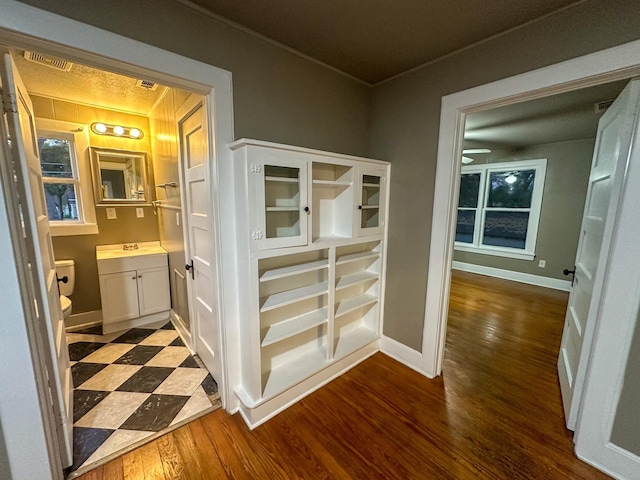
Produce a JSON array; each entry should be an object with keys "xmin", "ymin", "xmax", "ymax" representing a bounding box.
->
[
  {"xmin": 23, "ymin": 51, "xmax": 73, "ymax": 72},
  {"xmin": 135, "ymin": 79, "xmax": 158, "ymax": 91},
  {"xmin": 594, "ymin": 99, "xmax": 615, "ymax": 114}
]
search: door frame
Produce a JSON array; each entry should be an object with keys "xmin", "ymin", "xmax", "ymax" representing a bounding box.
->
[
  {"xmin": 422, "ymin": 38, "xmax": 640, "ymax": 476},
  {"xmin": 0, "ymin": 0, "xmax": 238, "ymax": 475}
]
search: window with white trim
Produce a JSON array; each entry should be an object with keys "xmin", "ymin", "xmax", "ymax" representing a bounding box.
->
[
  {"xmin": 455, "ymin": 158, "xmax": 547, "ymax": 260},
  {"xmin": 36, "ymin": 119, "xmax": 98, "ymax": 236}
]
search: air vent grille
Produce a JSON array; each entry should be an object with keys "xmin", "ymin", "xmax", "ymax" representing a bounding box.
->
[
  {"xmin": 135, "ymin": 79, "xmax": 158, "ymax": 91},
  {"xmin": 594, "ymin": 99, "xmax": 615, "ymax": 114},
  {"xmin": 23, "ymin": 51, "xmax": 73, "ymax": 72}
]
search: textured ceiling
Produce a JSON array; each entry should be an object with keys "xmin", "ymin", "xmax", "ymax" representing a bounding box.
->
[
  {"xmin": 13, "ymin": 51, "xmax": 166, "ymax": 115},
  {"xmin": 464, "ymin": 79, "xmax": 629, "ymax": 150},
  {"xmin": 187, "ymin": 0, "xmax": 581, "ymax": 84}
]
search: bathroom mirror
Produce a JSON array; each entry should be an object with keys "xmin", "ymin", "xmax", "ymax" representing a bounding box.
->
[{"xmin": 90, "ymin": 147, "xmax": 151, "ymax": 204}]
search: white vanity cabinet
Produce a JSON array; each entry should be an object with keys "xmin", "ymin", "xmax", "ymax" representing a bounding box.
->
[
  {"xmin": 97, "ymin": 243, "xmax": 171, "ymax": 334},
  {"xmin": 230, "ymin": 139, "xmax": 390, "ymax": 428}
]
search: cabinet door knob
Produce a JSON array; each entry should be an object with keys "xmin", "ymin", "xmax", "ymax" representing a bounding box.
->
[
  {"xmin": 131, "ymin": 276, "xmax": 136, "ymax": 280},
  {"xmin": 138, "ymin": 275, "xmax": 142, "ymax": 278},
  {"xmin": 358, "ymin": 205, "xmax": 363, "ymax": 210},
  {"xmin": 304, "ymin": 206, "xmax": 310, "ymax": 214}
]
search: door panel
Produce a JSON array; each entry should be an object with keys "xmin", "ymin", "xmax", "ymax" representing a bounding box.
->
[
  {"xmin": 179, "ymin": 99, "xmax": 222, "ymax": 386},
  {"xmin": 0, "ymin": 50, "xmax": 73, "ymax": 467},
  {"xmin": 100, "ymin": 271, "xmax": 139, "ymax": 323},
  {"xmin": 138, "ymin": 267, "xmax": 171, "ymax": 316},
  {"xmin": 558, "ymin": 79, "xmax": 640, "ymax": 431}
]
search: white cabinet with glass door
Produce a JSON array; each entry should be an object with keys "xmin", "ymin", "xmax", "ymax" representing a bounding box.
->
[
  {"xmin": 231, "ymin": 139, "xmax": 390, "ymax": 429},
  {"xmin": 355, "ymin": 166, "xmax": 387, "ymax": 236}
]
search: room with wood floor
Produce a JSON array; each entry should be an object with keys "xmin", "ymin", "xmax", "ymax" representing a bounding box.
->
[{"xmin": 3, "ymin": 1, "xmax": 640, "ymax": 479}]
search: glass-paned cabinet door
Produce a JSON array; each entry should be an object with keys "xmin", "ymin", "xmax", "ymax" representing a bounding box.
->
[
  {"xmin": 252, "ymin": 156, "xmax": 308, "ymax": 250},
  {"xmin": 356, "ymin": 166, "xmax": 386, "ymax": 236}
]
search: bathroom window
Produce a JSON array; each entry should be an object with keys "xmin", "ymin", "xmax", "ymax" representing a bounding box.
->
[
  {"xmin": 36, "ymin": 119, "xmax": 98, "ymax": 236},
  {"xmin": 454, "ymin": 158, "xmax": 547, "ymax": 260}
]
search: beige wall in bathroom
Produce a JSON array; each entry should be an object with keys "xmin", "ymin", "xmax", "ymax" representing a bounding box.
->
[
  {"xmin": 31, "ymin": 94, "xmax": 160, "ymax": 314},
  {"xmin": 150, "ymin": 88, "xmax": 192, "ymax": 326}
]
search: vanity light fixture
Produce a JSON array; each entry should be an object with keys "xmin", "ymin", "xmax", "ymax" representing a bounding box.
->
[{"xmin": 91, "ymin": 122, "xmax": 144, "ymax": 139}]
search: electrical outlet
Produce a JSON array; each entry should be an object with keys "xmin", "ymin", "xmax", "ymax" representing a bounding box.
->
[
  {"xmin": 106, "ymin": 208, "xmax": 117, "ymax": 220},
  {"xmin": 176, "ymin": 212, "xmax": 180, "ymax": 226},
  {"xmin": 538, "ymin": 260, "xmax": 546, "ymax": 268},
  {"xmin": 136, "ymin": 207, "xmax": 144, "ymax": 218}
]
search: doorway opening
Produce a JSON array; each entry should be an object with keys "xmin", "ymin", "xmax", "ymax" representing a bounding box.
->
[{"xmin": 1, "ymin": 43, "xmax": 228, "ymax": 477}]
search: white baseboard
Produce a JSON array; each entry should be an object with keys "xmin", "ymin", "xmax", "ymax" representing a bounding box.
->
[
  {"xmin": 452, "ymin": 261, "xmax": 572, "ymax": 292},
  {"xmin": 380, "ymin": 335, "xmax": 432, "ymax": 378},
  {"xmin": 65, "ymin": 310, "xmax": 102, "ymax": 331}
]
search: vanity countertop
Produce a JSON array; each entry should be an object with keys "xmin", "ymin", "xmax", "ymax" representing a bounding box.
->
[{"xmin": 96, "ymin": 242, "xmax": 167, "ymax": 261}]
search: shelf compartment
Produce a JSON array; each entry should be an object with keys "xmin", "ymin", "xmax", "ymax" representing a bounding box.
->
[
  {"xmin": 334, "ymin": 326, "xmax": 378, "ymax": 360},
  {"xmin": 262, "ymin": 346, "xmax": 328, "ymax": 399},
  {"xmin": 261, "ymin": 308, "xmax": 328, "ymax": 347},
  {"xmin": 260, "ymin": 259, "xmax": 329, "ymax": 282},
  {"xmin": 261, "ymin": 281, "xmax": 329, "ymax": 312},
  {"xmin": 335, "ymin": 271, "xmax": 379, "ymax": 290},
  {"xmin": 312, "ymin": 179, "xmax": 352, "ymax": 188},
  {"xmin": 336, "ymin": 250, "xmax": 380, "ymax": 265},
  {"xmin": 335, "ymin": 293, "xmax": 378, "ymax": 318}
]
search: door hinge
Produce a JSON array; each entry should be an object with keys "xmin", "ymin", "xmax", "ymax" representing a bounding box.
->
[{"xmin": 1, "ymin": 90, "xmax": 17, "ymax": 114}]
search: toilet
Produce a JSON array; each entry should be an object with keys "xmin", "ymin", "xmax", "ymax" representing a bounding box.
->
[{"xmin": 54, "ymin": 260, "xmax": 75, "ymax": 319}]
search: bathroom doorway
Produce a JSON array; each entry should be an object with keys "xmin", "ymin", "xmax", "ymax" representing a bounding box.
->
[{"xmin": 0, "ymin": 13, "xmax": 234, "ymax": 477}]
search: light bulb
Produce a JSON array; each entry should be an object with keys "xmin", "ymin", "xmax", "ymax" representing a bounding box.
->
[
  {"xmin": 113, "ymin": 125, "xmax": 125, "ymax": 136},
  {"xmin": 94, "ymin": 123, "xmax": 107, "ymax": 133},
  {"xmin": 505, "ymin": 173, "xmax": 518, "ymax": 185},
  {"xmin": 129, "ymin": 128, "xmax": 141, "ymax": 138}
]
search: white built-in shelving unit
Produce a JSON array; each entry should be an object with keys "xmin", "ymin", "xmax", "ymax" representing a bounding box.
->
[{"xmin": 231, "ymin": 139, "xmax": 389, "ymax": 428}]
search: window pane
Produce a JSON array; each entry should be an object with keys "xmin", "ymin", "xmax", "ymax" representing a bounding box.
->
[
  {"xmin": 43, "ymin": 183, "xmax": 78, "ymax": 221},
  {"xmin": 458, "ymin": 173, "xmax": 481, "ymax": 208},
  {"xmin": 455, "ymin": 209, "xmax": 475, "ymax": 243},
  {"xmin": 482, "ymin": 211, "xmax": 529, "ymax": 249},
  {"xmin": 487, "ymin": 169, "xmax": 535, "ymax": 208},
  {"xmin": 38, "ymin": 137, "xmax": 73, "ymax": 178}
]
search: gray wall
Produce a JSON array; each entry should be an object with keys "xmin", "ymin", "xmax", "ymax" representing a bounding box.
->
[
  {"xmin": 18, "ymin": 0, "xmax": 371, "ymax": 158},
  {"xmin": 611, "ymin": 311, "xmax": 640, "ymax": 456},
  {"xmin": 453, "ymin": 139, "xmax": 593, "ymax": 281},
  {"xmin": 369, "ymin": 0, "xmax": 640, "ymax": 350}
]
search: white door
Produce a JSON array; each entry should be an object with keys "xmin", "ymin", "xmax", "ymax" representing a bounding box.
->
[
  {"xmin": 178, "ymin": 97, "xmax": 222, "ymax": 385},
  {"xmin": 557, "ymin": 79, "xmax": 640, "ymax": 431},
  {"xmin": 0, "ymin": 50, "xmax": 73, "ymax": 466}
]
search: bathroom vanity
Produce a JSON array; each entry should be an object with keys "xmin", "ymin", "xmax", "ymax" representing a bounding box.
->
[{"xmin": 96, "ymin": 242, "xmax": 170, "ymax": 334}]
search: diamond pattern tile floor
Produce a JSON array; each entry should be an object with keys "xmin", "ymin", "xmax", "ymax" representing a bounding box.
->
[{"xmin": 67, "ymin": 321, "xmax": 221, "ymax": 475}]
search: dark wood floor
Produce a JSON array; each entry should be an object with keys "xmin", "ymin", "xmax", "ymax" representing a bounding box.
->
[{"xmin": 78, "ymin": 271, "xmax": 611, "ymax": 479}]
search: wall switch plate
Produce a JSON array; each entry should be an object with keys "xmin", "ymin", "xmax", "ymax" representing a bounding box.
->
[
  {"xmin": 538, "ymin": 260, "xmax": 546, "ymax": 268},
  {"xmin": 136, "ymin": 207, "xmax": 144, "ymax": 218},
  {"xmin": 176, "ymin": 212, "xmax": 180, "ymax": 226},
  {"xmin": 106, "ymin": 208, "xmax": 117, "ymax": 220}
]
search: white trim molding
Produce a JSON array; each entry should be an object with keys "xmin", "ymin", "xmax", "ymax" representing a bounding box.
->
[
  {"xmin": 65, "ymin": 310, "xmax": 103, "ymax": 331},
  {"xmin": 452, "ymin": 261, "xmax": 571, "ymax": 292},
  {"xmin": 380, "ymin": 336, "xmax": 432, "ymax": 378}
]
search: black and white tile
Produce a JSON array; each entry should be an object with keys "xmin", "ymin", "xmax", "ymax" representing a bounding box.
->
[{"xmin": 67, "ymin": 322, "xmax": 220, "ymax": 474}]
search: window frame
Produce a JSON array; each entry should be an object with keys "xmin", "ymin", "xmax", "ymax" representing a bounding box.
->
[
  {"xmin": 454, "ymin": 158, "xmax": 547, "ymax": 261},
  {"xmin": 36, "ymin": 118, "xmax": 98, "ymax": 236}
]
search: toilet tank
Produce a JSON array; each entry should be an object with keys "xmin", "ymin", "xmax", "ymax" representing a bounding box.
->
[{"xmin": 54, "ymin": 259, "xmax": 75, "ymax": 296}]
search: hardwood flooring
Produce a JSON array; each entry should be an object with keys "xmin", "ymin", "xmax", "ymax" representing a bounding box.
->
[{"xmin": 77, "ymin": 271, "xmax": 610, "ymax": 479}]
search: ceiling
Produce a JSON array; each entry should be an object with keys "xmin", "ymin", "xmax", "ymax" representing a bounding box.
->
[
  {"xmin": 12, "ymin": 50, "xmax": 167, "ymax": 115},
  {"xmin": 463, "ymin": 79, "xmax": 629, "ymax": 150},
  {"xmin": 186, "ymin": 0, "xmax": 582, "ymax": 84}
]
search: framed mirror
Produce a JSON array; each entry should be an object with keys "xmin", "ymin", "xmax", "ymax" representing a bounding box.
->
[{"xmin": 90, "ymin": 147, "xmax": 151, "ymax": 204}]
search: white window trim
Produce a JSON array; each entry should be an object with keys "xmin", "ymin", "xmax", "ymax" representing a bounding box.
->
[
  {"xmin": 36, "ymin": 118, "xmax": 98, "ymax": 236},
  {"xmin": 454, "ymin": 158, "xmax": 547, "ymax": 261}
]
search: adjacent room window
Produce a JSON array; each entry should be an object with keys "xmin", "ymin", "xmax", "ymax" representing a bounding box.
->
[
  {"xmin": 455, "ymin": 159, "xmax": 547, "ymax": 260},
  {"xmin": 36, "ymin": 119, "xmax": 98, "ymax": 236}
]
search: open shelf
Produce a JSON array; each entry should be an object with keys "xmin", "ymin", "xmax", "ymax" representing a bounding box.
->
[
  {"xmin": 266, "ymin": 206, "xmax": 299, "ymax": 212},
  {"xmin": 335, "ymin": 271, "xmax": 379, "ymax": 290},
  {"xmin": 262, "ymin": 347, "xmax": 328, "ymax": 399},
  {"xmin": 261, "ymin": 308, "xmax": 328, "ymax": 347},
  {"xmin": 334, "ymin": 326, "xmax": 378, "ymax": 359},
  {"xmin": 312, "ymin": 179, "xmax": 352, "ymax": 188},
  {"xmin": 260, "ymin": 259, "xmax": 328, "ymax": 282},
  {"xmin": 335, "ymin": 293, "xmax": 378, "ymax": 318},
  {"xmin": 336, "ymin": 251, "xmax": 380, "ymax": 265},
  {"xmin": 260, "ymin": 281, "xmax": 329, "ymax": 312}
]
